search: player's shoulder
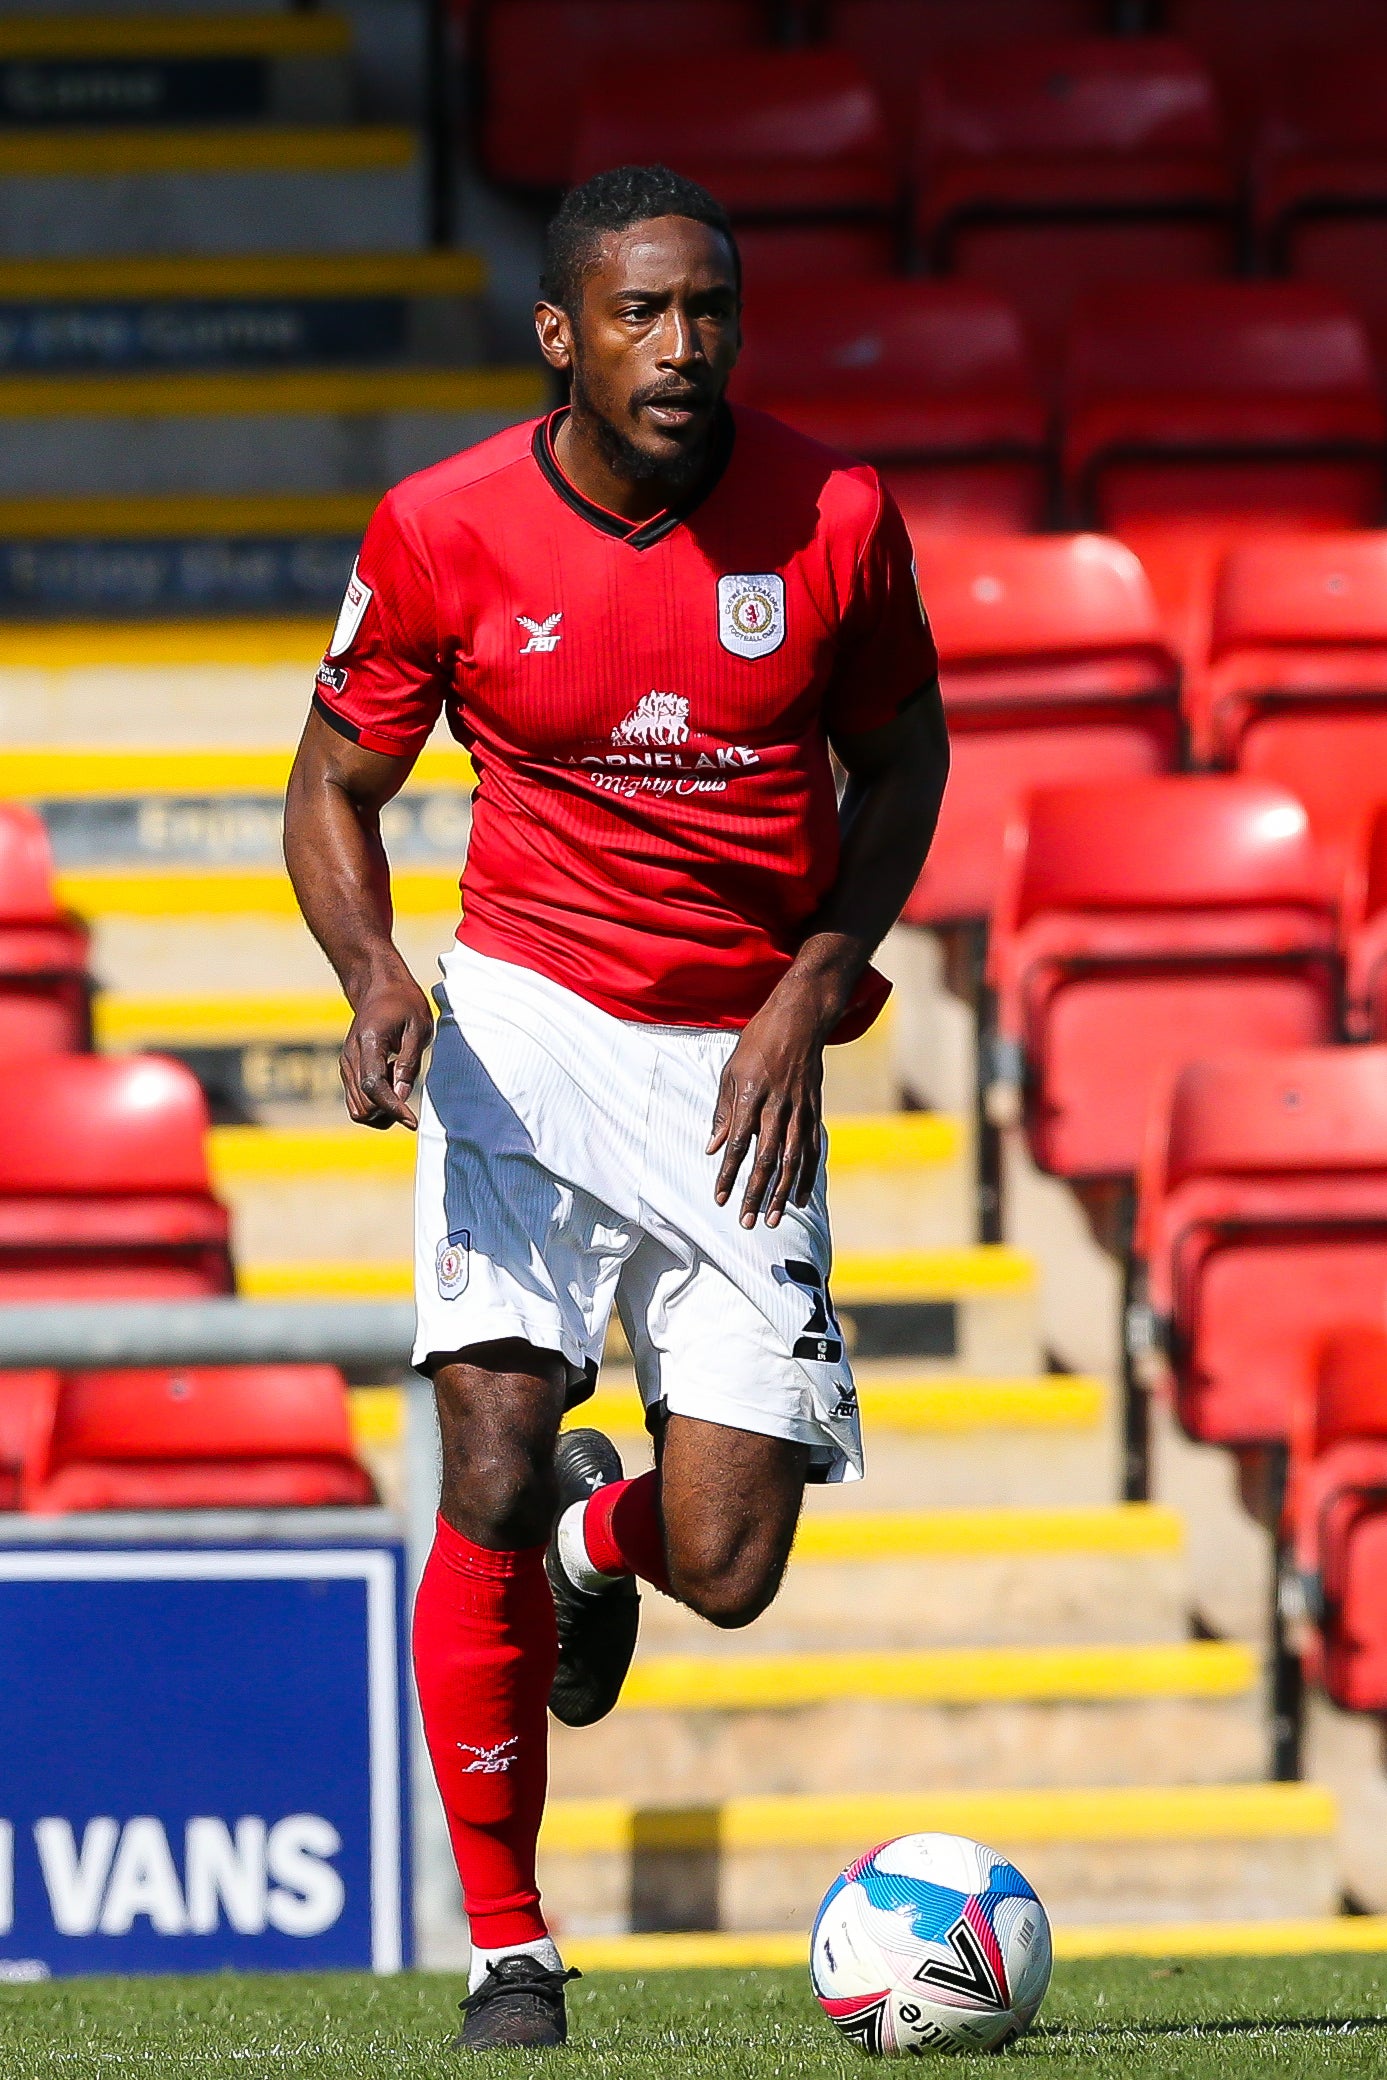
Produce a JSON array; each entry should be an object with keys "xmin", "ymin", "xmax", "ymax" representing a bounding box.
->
[
  {"xmin": 382, "ymin": 417, "xmax": 545, "ymax": 534},
  {"xmin": 728, "ymin": 403, "xmax": 886, "ymax": 543}
]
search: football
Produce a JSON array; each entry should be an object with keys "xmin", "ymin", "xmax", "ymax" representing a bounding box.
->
[{"xmin": 809, "ymin": 1832, "xmax": 1053, "ymax": 2056}]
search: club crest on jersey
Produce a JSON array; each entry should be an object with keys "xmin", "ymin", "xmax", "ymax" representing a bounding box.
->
[
  {"xmin": 517, "ymin": 612, "xmax": 562, "ymax": 654},
  {"xmin": 436, "ymin": 1229, "xmax": 471, "ymax": 1299},
  {"xmin": 717, "ymin": 573, "xmax": 785, "ymax": 659},
  {"xmin": 328, "ymin": 560, "xmax": 372, "ymax": 658}
]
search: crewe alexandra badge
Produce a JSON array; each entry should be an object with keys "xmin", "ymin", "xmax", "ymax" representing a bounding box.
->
[{"xmin": 717, "ymin": 573, "xmax": 786, "ymax": 659}]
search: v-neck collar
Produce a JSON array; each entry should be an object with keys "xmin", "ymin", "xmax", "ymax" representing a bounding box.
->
[{"xmin": 532, "ymin": 404, "xmax": 735, "ymax": 550}]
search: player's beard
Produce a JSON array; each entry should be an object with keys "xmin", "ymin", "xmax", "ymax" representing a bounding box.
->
[{"xmin": 572, "ymin": 365, "xmax": 721, "ymax": 497}]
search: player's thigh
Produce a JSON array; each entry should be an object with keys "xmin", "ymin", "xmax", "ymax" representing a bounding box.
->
[{"xmin": 658, "ymin": 1412, "xmax": 809, "ymax": 1617}]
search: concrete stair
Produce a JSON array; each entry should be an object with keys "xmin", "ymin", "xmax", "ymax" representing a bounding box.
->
[{"xmin": 537, "ymin": 1783, "xmax": 1340, "ymax": 1938}]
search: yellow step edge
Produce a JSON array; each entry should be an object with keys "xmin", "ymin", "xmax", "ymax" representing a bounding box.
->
[
  {"xmin": 0, "ymin": 619, "xmax": 329, "ymax": 668},
  {"xmin": 353, "ymin": 1375, "xmax": 1105, "ymax": 1447},
  {"xmin": 0, "ymin": 365, "xmax": 545, "ymax": 419},
  {"xmin": 834, "ymin": 1247, "xmax": 1035, "ymax": 1299},
  {"xmin": 0, "ymin": 254, "xmax": 486, "ymax": 304},
  {"xmin": 562, "ymin": 1920, "xmax": 1387, "ymax": 1973},
  {"xmin": 238, "ymin": 1248, "xmax": 1037, "ymax": 1306},
  {"xmin": 576, "ymin": 1374, "xmax": 1105, "ymax": 1437},
  {"xmin": 0, "ymin": 124, "xmax": 416, "ymax": 177},
  {"xmin": 791, "ymin": 1505, "xmax": 1183, "ymax": 1562},
  {"xmin": 55, "ymin": 867, "xmax": 460, "ymax": 917},
  {"xmin": 0, "ymin": 13, "xmax": 351, "ymax": 58},
  {"xmin": 10, "ymin": 744, "xmax": 473, "ymax": 798},
  {"xmin": 825, "ymin": 1114, "xmax": 961, "ymax": 1168},
  {"xmin": 616, "ymin": 1641, "xmax": 1256, "ymax": 1714},
  {"xmin": 540, "ymin": 1782, "xmax": 1337, "ymax": 1857},
  {"xmin": 98, "ymin": 993, "xmax": 352, "ymax": 1048},
  {"xmin": 206, "ymin": 1114, "xmax": 960, "ymax": 1182}
]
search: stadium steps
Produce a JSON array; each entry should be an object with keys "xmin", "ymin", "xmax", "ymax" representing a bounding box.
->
[
  {"xmin": 0, "ymin": 124, "xmax": 424, "ymax": 257},
  {"xmin": 0, "ymin": 365, "xmax": 545, "ymax": 495},
  {"xmin": 240, "ymin": 1246, "xmax": 1043, "ymax": 1375},
  {"xmin": 546, "ymin": 1640, "xmax": 1267, "ymax": 1803},
  {"xmin": 0, "ymin": 12, "xmax": 355, "ymax": 122},
  {"xmin": 349, "ymin": 1370, "xmax": 1118, "ymax": 1512},
  {"xmin": 632, "ymin": 1505, "xmax": 1187, "ymax": 1654},
  {"xmin": 535, "ymin": 1783, "xmax": 1341, "ymax": 1938},
  {"xmin": 204, "ymin": 1113, "xmax": 976, "ymax": 1258}
]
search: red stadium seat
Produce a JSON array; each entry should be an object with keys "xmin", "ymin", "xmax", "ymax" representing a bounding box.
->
[
  {"xmin": 827, "ymin": 0, "xmax": 1105, "ymax": 152},
  {"xmin": 1192, "ymin": 534, "xmax": 1387, "ymax": 883},
  {"xmin": 24, "ymin": 1365, "xmax": 376, "ymax": 1513},
  {"xmin": 912, "ymin": 40, "xmax": 1234, "ymax": 374},
  {"xmin": 990, "ymin": 776, "xmax": 1339, "ymax": 1182},
  {"xmin": 1343, "ymin": 806, "xmax": 1387, "ymax": 1040},
  {"xmin": 478, "ymin": 0, "xmax": 765, "ymax": 190},
  {"xmin": 732, "ymin": 281, "xmax": 1048, "ymax": 529},
  {"xmin": 1167, "ymin": 0, "xmax": 1384, "ymax": 150},
  {"xmin": 902, "ymin": 535, "xmax": 1180, "ymax": 924},
  {"xmin": 571, "ymin": 49, "xmax": 898, "ymax": 283},
  {"xmin": 1255, "ymin": 45, "xmax": 1387, "ymax": 374},
  {"xmin": 0, "ymin": 1052, "xmax": 232, "ymax": 1301},
  {"xmin": 0, "ymin": 1370, "xmax": 59, "ymax": 1510},
  {"xmin": 1062, "ymin": 283, "xmax": 1387, "ymax": 532},
  {"xmin": 1137, "ymin": 1046, "xmax": 1387, "ymax": 1446},
  {"xmin": 0, "ymin": 802, "xmax": 91, "ymax": 1057},
  {"xmin": 1285, "ymin": 1324, "xmax": 1387, "ymax": 1712}
]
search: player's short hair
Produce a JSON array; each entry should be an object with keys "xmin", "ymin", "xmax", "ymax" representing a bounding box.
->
[{"xmin": 541, "ymin": 164, "xmax": 740, "ymax": 314}]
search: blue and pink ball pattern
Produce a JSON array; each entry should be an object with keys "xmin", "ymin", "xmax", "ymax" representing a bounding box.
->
[{"xmin": 809, "ymin": 1832, "xmax": 1053, "ymax": 2056}]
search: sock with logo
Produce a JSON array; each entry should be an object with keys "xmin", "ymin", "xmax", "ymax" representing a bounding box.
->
[
  {"xmin": 412, "ymin": 1514, "xmax": 557, "ymax": 1952},
  {"xmin": 556, "ymin": 1469, "xmax": 672, "ymax": 1596}
]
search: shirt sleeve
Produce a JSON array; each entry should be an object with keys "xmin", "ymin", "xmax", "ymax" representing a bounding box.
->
[
  {"xmin": 310, "ymin": 490, "xmax": 447, "ymax": 758},
  {"xmin": 823, "ymin": 482, "xmax": 939, "ymax": 741}
]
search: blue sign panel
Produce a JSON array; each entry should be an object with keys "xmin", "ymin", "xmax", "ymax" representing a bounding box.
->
[{"xmin": 0, "ymin": 1543, "xmax": 410, "ymax": 1977}]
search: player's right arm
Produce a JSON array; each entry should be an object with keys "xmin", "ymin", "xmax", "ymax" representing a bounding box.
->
[
  {"xmin": 285, "ymin": 493, "xmax": 448, "ymax": 1130},
  {"xmin": 284, "ymin": 713, "xmax": 433, "ymax": 1130}
]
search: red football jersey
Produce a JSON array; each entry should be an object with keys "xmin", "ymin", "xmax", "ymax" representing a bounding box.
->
[{"xmin": 312, "ymin": 404, "xmax": 937, "ymax": 1033}]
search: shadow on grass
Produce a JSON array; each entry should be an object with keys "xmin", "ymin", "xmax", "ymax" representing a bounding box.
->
[{"xmin": 1033, "ymin": 2015, "xmax": 1387, "ymax": 2043}]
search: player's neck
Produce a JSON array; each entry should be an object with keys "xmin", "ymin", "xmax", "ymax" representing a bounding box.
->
[{"xmin": 553, "ymin": 405, "xmax": 698, "ymax": 526}]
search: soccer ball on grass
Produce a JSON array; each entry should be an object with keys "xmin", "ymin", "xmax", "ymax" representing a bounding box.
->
[{"xmin": 809, "ymin": 1832, "xmax": 1052, "ymax": 2056}]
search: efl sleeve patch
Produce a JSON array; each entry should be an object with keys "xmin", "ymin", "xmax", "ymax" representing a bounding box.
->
[{"xmin": 328, "ymin": 560, "xmax": 374, "ymax": 658}]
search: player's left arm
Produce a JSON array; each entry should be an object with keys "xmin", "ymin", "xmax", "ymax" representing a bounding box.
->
[{"xmin": 709, "ymin": 680, "xmax": 949, "ymax": 1229}]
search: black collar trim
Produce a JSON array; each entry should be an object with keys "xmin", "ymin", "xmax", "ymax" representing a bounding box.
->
[{"xmin": 532, "ymin": 405, "xmax": 734, "ymax": 550}]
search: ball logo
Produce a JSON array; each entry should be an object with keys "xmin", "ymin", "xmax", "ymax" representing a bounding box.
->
[
  {"xmin": 717, "ymin": 573, "xmax": 786, "ymax": 658},
  {"xmin": 436, "ymin": 1229, "xmax": 470, "ymax": 1299}
]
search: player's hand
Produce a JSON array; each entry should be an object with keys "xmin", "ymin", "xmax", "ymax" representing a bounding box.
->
[
  {"xmin": 708, "ymin": 995, "xmax": 824, "ymax": 1229},
  {"xmin": 341, "ymin": 972, "xmax": 434, "ymax": 1130}
]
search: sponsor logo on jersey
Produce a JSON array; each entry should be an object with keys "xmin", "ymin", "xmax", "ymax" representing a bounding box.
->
[
  {"xmin": 611, "ymin": 691, "xmax": 689, "ymax": 747},
  {"xmin": 436, "ymin": 1228, "xmax": 471, "ymax": 1299},
  {"xmin": 517, "ymin": 611, "xmax": 562, "ymax": 654},
  {"xmin": 316, "ymin": 662, "xmax": 350, "ymax": 694},
  {"xmin": 327, "ymin": 560, "xmax": 372, "ymax": 658},
  {"xmin": 717, "ymin": 572, "xmax": 786, "ymax": 658}
]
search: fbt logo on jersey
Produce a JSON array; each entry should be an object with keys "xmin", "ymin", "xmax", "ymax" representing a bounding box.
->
[
  {"xmin": 717, "ymin": 573, "xmax": 786, "ymax": 658},
  {"xmin": 0, "ymin": 1814, "xmax": 345, "ymax": 1955}
]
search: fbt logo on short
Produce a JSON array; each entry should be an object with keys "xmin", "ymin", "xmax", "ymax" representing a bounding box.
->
[{"xmin": 0, "ymin": 1813, "xmax": 344, "ymax": 1961}]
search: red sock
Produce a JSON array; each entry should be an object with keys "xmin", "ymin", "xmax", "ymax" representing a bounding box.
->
[
  {"xmin": 411, "ymin": 1515, "xmax": 556, "ymax": 1950},
  {"xmin": 582, "ymin": 1470, "xmax": 671, "ymax": 1594}
]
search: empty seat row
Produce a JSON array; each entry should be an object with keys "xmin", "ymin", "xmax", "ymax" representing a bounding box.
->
[
  {"xmin": 0, "ymin": 1363, "xmax": 374, "ymax": 1513},
  {"xmin": 736, "ymin": 280, "xmax": 1387, "ymax": 535}
]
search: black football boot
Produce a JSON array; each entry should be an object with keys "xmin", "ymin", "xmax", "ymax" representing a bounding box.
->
[
  {"xmin": 545, "ymin": 1427, "xmax": 641, "ymax": 1727},
  {"xmin": 451, "ymin": 1956, "xmax": 582, "ymax": 2050}
]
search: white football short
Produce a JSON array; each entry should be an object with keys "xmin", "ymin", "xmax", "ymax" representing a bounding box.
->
[{"xmin": 412, "ymin": 944, "xmax": 863, "ymax": 1483}]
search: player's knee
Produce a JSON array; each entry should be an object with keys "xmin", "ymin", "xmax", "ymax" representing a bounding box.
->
[
  {"xmin": 444, "ymin": 1436, "xmax": 556, "ymax": 1549},
  {"xmin": 671, "ymin": 1545, "xmax": 784, "ymax": 1631}
]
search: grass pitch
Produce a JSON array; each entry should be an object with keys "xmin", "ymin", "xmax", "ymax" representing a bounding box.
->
[{"xmin": 2, "ymin": 1956, "xmax": 1385, "ymax": 2078}]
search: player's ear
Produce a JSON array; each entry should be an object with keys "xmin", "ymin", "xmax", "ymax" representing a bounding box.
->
[{"xmin": 534, "ymin": 300, "xmax": 574, "ymax": 375}]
